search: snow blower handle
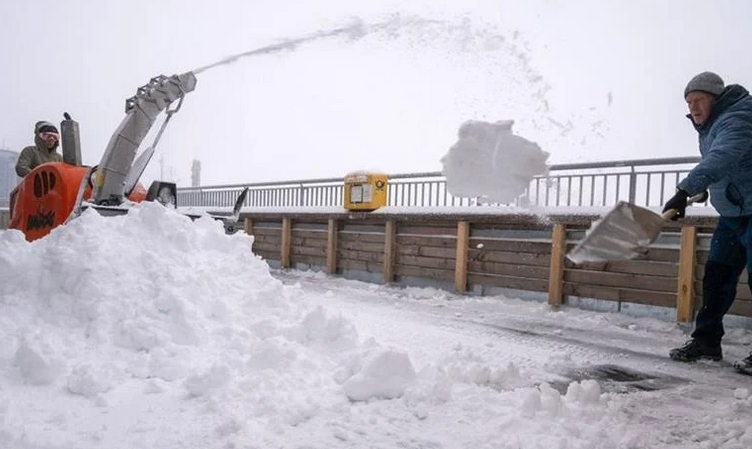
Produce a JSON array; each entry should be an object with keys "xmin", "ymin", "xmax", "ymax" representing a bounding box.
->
[{"xmin": 661, "ymin": 192, "xmax": 708, "ymax": 221}]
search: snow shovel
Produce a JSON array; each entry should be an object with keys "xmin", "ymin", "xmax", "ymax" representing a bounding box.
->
[{"xmin": 566, "ymin": 194, "xmax": 705, "ymax": 264}]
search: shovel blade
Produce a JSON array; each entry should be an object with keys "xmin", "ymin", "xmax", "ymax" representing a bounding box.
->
[{"xmin": 567, "ymin": 202, "xmax": 666, "ymax": 264}]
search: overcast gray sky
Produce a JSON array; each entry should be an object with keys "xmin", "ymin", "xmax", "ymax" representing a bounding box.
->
[{"xmin": 2, "ymin": 0, "xmax": 752, "ymax": 186}]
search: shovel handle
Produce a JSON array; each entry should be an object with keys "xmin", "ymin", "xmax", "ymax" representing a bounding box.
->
[{"xmin": 660, "ymin": 192, "xmax": 707, "ymax": 221}]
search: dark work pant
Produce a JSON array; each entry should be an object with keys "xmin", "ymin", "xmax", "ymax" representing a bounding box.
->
[{"xmin": 692, "ymin": 216, "xmax": 752, "ymax": 345}]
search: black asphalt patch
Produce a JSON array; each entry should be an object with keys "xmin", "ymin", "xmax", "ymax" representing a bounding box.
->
[{"xmin": 563, "ymin": 364, "xmax": 689, "ymax": 393}]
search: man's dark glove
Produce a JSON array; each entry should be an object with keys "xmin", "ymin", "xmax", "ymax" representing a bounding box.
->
[{"xmin": 662, "ymin": 189, "xmax": 690, "ymax": 220}]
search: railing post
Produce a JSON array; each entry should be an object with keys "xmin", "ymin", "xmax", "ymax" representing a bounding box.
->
[
  {"xmin": 548, "ymin": 223, "xmax": 566, "ymax": 307},
  {"xmin": 628, "ymin": 166, "xmax": 637, "ymax": 204},
  {"xmin": 326, "ymin": 218, "xmax": 338, "ymax": 275},
  {"xmin": 454, "ymin": 221, "xmax": 469, "ymax": 293},
  {"xmin": 243, "ymin": 217, "xmax": 253, "ymax": 236},
  {"xmin": 281, "ymin": 218, "xmax": 292, "ymax": 268},
  {"xmin": 676, "ymin": 226, "xmax": 698, "ymax": 323},
  {"xmin": 383, "ymin": 219, "xmax": 396, "ymax": 283}
]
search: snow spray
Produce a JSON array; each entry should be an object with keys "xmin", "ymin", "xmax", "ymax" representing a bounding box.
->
[
  {"xmin": 192, "ymin": 18, "xmax": 369, "ymax": 74},
  {"xmin": 192, "ymin": 15, "xmax": 451, "ymax": 75},
  {"xmin": 190, "ymin": 15, "xmax": 544, "ymax": 101}
]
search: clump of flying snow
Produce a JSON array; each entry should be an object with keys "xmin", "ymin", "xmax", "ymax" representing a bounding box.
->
[{"xmin": 441, "ymin": 119, "xmax": 549, "ymax": 204}]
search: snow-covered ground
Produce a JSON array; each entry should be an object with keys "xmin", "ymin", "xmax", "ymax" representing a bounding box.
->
[{"xmin": 1, "ymin": 203, "xmax": 751, "ymax": 449}]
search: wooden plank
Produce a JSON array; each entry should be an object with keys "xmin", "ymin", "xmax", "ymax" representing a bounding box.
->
[
  {"xmin": 470, "ymin": 238, "xmax": 552, "ymax": 254},
  {"xmin": 636, "ymin": 246, "xmax": 681, "ymax": 263},
  {"xmin": 340, "ymin": 223, "xmax": 387, "ymax": 233},
  {"xmin": 573, "ymin": 259, "xmax": 678, "ymax": 277},
  {"xmin": 338, "ymin": 249, "xmax": 384, "ymax": 263},
  {"xmin": 338, "ymin": 240, "xmax": 385, "ymax": 254},
  {"xmin": 326, "ymin": 218, "xmax": 338, "ymax": 275},
  {"xmin": 291, "ymin": 246, "xmax": 327, "ymax": 257},
  {"xmin": 251, "ymin": 241, "xmax": 280, "ymax": 253},
  {"xmin": 401, "ymin": 255, "xmax": 458, "ymax": 270},
  {"xmin": 471, "ymin": 223, "xmax": 552, "ymax": 232},
  {"xmin": 563, "ymin": 283, "xmax": 676, "ymax": 308},
  {"xmin": 568, "ymin": 244, "xmax": 680, "ymax": 263},
  {"xmin": 455, "ymin": 221, "xmax": 469, "ymax": 293},
  {"xmin": 383, "ymin": 219, "xmax": 396, "ymax": 283},
  {"xmin": 467, "ymin": 261, "xmax": 549, "ymax": 279},
  {"xmin": 252, "ymin": 226, "xmax": 282, "ymax": 234},
  {"xmin": 291, "ymin": 235, "xmax": 328, "ymax": 249},
  {"xmin": 548, "ymin": 224, "xmax": 565, "ymax": 306},
  {"xmin": 291, "ymin": 221, "xmax": 329, "ymax": 230},
  {"xmin": 339, "ymin": 232, "xmax": 386, "ymax": 244},
  {"xmin": 339, "ymin": 258, "xmax": 382, "ymax": 273},
  {"xmin": 397, "ymin": 245, "xmax": 457, "ymax": 259},
  {"xmin": 467, "ymin": 273, "xmax": 549, "ymax": 293},
  {"xmin": 291, "ymin": 229, "xmax": 329, "ymax": 240},
  {"xmin": 676, "ymin": 226, "xmax": 697, "ymax": 323},
  {"xmin": 251, "ymin": 221, "xmax": 282, "ymax": 230},
  {"xmin": 252, "ymin": 236, "xmax": 282, "ymax": 248},
  {"xmin": 398, "ymin": 224, "xmax": 458, "ymax": 236},
  {"xmin": 291, "ymin": 254, "xmax": 327, "ymax": 268},
  {"xmin": 467, "ymin": 249, "xmax": 551, "ymax": 267},
  {"xmin": 253, "ymin": 249, "xmax": 278, "ymax": 260},
  {"xmin": 564, "ymin": 269, "xmax": 677, "ymax": 292},
  {"xmin": 244, "ymin": 217, "xmax": 254, "ymax": 236},
  {"xmin": 396, "ymin": 265, "xmax": 455, "ymax": 283},
  {"xmin": 281, "ymin": 217, "xmax": 291, "ymax": 268},
  {"xmin": 396, "ymin": 235, "xmax": 456, "ymax": 249}
]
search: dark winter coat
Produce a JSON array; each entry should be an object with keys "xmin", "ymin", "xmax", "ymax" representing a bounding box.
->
[
  {"xmin": 678, "ymin": 85, "xmax": 752, "ymax": 216},
  {"xmin": 15, "ymin": 135, "xmax": 63, "ymax": 177}
]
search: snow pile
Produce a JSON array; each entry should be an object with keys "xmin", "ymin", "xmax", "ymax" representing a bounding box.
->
[
  {"xmin": 441, "ymin": 119, "xmax": 549, "ymax": 204},
  {"xmin": 339, "ymin": 349, "xmax": 417, "ymax": 401},
  {"xmin": 0, "ymin": 204, "xmax": 364, "ymax": 447}
]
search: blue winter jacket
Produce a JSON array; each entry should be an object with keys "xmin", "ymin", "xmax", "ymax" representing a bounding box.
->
[{"xmin": 678, "ymin": 85, "xmax": 752, "ymax": 217}]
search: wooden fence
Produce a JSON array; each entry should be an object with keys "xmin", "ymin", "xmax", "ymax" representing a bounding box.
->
[{"xmin": 242, "ymin": 211, "xmax": 751, "ymax": 322}]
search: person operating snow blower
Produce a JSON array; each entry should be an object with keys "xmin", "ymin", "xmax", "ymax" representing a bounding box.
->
[
  {"xmin": 15, "ymin": 121, "xmax": 63, "ymax": 177},
  {"xmin": 664, "ymin": 72, "xmax": 752, "ymax": 375}
]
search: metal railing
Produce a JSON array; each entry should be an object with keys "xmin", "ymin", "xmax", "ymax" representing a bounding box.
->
[{"xmin": 177, "ymin": 156, "xmax": 704, "ymax": 209}]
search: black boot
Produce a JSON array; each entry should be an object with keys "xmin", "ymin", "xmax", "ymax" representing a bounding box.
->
[
  {"xmin": 669, "ymin": 339, "xmax": 723, "ymax": 362},
  {"xmin": 733, "ymin": 353, "xmax": 752, "ymax": 375}
]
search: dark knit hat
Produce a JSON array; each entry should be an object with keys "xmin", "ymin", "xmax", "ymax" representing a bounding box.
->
[
  {"xmin": 684, "ymin": 72, "xmax": 725, "ymax": 98},
  {"xmin": 35, "ymin": 120, "xmax": 58, "ymax": 135}
]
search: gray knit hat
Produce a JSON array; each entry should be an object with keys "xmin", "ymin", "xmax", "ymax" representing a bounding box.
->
[{"xmin": 684, "ymin": 72, "xmax": 725, "ymax": 98}]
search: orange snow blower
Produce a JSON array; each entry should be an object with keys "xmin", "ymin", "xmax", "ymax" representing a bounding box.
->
[
  {"xmin": 9, "ymin": 73, "xmax": 247, "ymax": 242},
  {"xmin": 8, "ymin": 160, "xmax": 151, "ymax": 241}
]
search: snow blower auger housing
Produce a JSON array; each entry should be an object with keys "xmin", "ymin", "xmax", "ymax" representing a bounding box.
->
[{"xmin": 8, "ymin": 72, "xmax": 248, "ymax": 241}]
